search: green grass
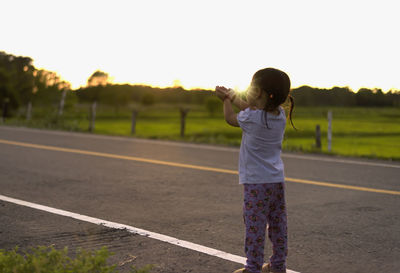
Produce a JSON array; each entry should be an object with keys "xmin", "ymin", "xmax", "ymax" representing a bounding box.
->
[
  {"xmin": 3, "ymin": 104, "xmax": 400, "ymax": 161},
  {"xmin": 282, "ymin": 107, "xmax": 400, "ymax": 159},
  {"xmin": 0, "ymin": 245, "xmax": 153, "ymax": 273}
]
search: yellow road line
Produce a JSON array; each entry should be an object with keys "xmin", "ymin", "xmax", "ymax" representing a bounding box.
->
[
  {"xmin": 0, "ymin": 139, "xmax": 237, "ymax": 174},
  {"xmin": 1, "ymin": 138, "xmax": 399, "ymax": 196},
  {"xmin": 284, "ymin": 177, "xmax": 400, "ymax": 196}
]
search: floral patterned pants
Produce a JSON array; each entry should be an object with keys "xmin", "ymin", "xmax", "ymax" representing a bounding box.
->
[{"xmin": 243, "ymin": 183, "xmax": 288, "ymax": 273}]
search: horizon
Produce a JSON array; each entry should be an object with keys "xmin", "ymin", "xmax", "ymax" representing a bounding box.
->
[
  {"xmin": 5, "ymin": 49, "xmax": 399, "ymax": 94},
  {"xmin": 2, "ymin": 0, "xmax": 399, "ymax": 92}
]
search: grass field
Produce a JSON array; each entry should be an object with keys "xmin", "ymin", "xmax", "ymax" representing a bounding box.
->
[{"xmin": 3, "ymin": 104, "xmax": 400, "ymax": 161}]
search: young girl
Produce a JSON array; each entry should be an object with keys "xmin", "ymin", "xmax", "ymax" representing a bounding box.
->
[{"xmin": 215, "ymin": 68, "xmax": 295, "ymax": 273}]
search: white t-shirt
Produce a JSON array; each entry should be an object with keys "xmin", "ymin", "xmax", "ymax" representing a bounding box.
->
[{"xmin": 237, "ymin": 107, "xmax": 286, "ymax": 184}]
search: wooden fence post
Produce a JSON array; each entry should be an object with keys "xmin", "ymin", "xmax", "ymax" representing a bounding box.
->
[
  {"xmin": 58, "ymin": 89, "xmax": 67, "ymax": 117},
  {"xmin": 315, "ymin": 124, "xmax": 321, "ymax": 149},
  {"xmin": 89, "ymin": 101, "xmax": 97, "ymax": 132},
  {"xmin": 327, "ymin": 110, "xmax": 332, "ymax": 152},
  {"xmin": 180, "ymin": 107, "xmax": 189, "ymax": 138},
  {"xmin": 26, "ymin": 101, "xmax": 32, "ymax": 121},
  {"xmin": 1, "ymin": 98, "xmax": 9, "ymax": 123},
  {"xmin": 131, "ymin": 110, "xmax": 138, "ymax": 135}
]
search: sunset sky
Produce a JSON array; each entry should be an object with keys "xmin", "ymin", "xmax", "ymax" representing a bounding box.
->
[{"xmin": 1, "ymin": 0, "xmax": 399, "ymax": 91}]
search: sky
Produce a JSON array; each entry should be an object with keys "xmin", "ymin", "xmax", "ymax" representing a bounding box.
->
[{"xmin": 1, "ymin": 0, "xmax": 399, "ymax": 92}]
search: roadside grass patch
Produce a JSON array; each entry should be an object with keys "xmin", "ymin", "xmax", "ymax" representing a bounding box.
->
[{"xmin": 0, "ymin": 246, "xmax": 153, "ymax": 273}]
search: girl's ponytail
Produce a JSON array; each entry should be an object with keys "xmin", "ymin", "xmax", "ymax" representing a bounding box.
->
[{"xmin": 288, "ymin": 94, "xmax": 297, "ymax": 130}]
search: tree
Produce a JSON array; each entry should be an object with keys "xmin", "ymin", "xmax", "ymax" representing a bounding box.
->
[
  {"xmin": 141, "ymin": 93, "xmax": 155, "ymax": 106},
  {"xmin": 87, "ymin": 70, "xmax": 109, "ymax": 87},
  {"xmin": 355, "ymin": 88, "xmax": 375, "ymax": 106},
  {"xmin": 205, "ymin": 97, "xmax": 221, "ymax": 117},
  {"xmin": 99, "ymin": 85, "xmax": 131, "ymax": 113},
  {"xmin": 81, "ymin": 70, "xmax": 110, "ymax": 103},
  {"xmin": 33, "ymin": 69, "xmax": 72, "ymax": 107},
  {"xmin": 0, "ymin": 51, "xmax": 35, "ymax": 112}
]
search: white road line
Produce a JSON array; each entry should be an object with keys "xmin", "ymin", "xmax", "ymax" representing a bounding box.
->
[
  {"xmin": 2, "ymin": 125, "xmax": 399, "ymax": 169},
  {"xmin": 0, "ymin": 194, "xmax": 300, "ymax": 273}
]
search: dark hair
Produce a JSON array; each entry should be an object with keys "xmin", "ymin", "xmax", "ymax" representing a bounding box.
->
[{"xmin": 251, "ymin": 67, "xmax": 296, "ymax": 129}]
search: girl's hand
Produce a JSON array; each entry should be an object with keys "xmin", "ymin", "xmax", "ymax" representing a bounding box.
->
[
  {"xmin": 215, "ymin": 86, "xmax": 233, "ymax": 101},
  {"xmin": 216, "ymin": 86, "xmax": 237, "ymax": 102},
  {"xmin": 215, "ymin": 86, "xmax": 229, "ymax": 101}
]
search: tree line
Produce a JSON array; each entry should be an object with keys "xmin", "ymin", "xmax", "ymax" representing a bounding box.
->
[
  {"xmin": 0, "ymin": 51, "xmax": 75, "ymax": 116},
  {"xmin": 291, "ymin": 86, "xmax": 400, "ymax": 107},
  {"xmin": 1, "ymin": 51, "xmax": 399, "ymax": 118}
]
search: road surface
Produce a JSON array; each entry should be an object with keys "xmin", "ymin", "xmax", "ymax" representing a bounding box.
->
[{"xmin": 0, "ymin": 126, "xmax": 399, "ymax": 273}]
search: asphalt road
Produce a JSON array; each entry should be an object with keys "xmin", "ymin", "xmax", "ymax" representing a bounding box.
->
[{"xmin": 0, "ymin": 126, "xmax": 399, "ymax": 273}]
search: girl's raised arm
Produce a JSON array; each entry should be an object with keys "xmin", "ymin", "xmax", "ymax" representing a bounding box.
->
[
  {"xmin": 223, "ymin": 98, "xmax": 239, "ymax": 127},
  {"xmin": 228, "ymin": 89, "xmax": 249, "ymax": 111}
]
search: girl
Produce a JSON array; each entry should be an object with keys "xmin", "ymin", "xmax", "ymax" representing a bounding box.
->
[{"xmin": 215, "ymin": 68, "xmax": 295, "ymax": 273}]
